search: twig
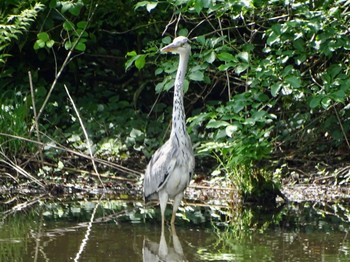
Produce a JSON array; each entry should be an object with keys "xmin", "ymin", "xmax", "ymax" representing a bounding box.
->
[
  {"xmin": 28, "ymin": 159, "xmax": 138, "ymax": 182},
  {"xmin": 0, "ymin": 132, "xmax": 143, "ymax": 176},
  {"xmin": 333, "ymin": 106, "xmax": 350, "ymax": 150},
  {"xmin": 28, "ymin": 71, "xmax": 44, "ymax": 164},
  {"xmin": 174, "ymin": 12, "xmax": 181, "ymax": 36},
  {"xmin": 64, "ymin": 85, "xmax": 105, "ymax": 190},
  {"xmin": 0, "ymin": 150, "xmax": 45, "ymax": 188},
  {"xmin": 29, "ymin": 3, "xmax": 98, "ymax": 133},
  {"xmin": 217, "ymin": 17, "xmax": 231, "ymax": 100}
]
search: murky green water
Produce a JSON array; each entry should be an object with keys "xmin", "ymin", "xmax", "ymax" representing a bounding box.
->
[{"xmin": 0, "ymin": 200, "xmax": 349, "ymax": 261}]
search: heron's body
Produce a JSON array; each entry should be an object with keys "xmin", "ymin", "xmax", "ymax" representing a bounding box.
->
[{"xmin": 143, "ymin": 36, "xmax": 195, "ymax": 228}]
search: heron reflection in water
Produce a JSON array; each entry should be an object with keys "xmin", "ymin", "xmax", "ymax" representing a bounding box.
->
[{"xmin": 143, "ymin": 224, "xmax": 187, "ymax": 262}]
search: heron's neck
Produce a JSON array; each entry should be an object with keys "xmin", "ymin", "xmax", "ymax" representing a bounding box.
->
[{"xmin": 170, "ymin": 51, "xmax": 189, "ymax": 139}]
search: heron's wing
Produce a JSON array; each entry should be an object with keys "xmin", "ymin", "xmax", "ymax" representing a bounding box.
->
[{"xmin": 143, "ymin": 140, "xmax": 177, "ymax": 200}]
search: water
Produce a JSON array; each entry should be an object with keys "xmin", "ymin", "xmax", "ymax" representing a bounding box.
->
[{"xmin": 0, "ymin": 200, "xmax": 349, "ymax": 261}]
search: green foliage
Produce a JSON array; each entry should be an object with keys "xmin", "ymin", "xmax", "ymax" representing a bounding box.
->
[
  {"xmin": 131, "ymin": 0, "xmax": 350, "ymax": 200},
  {"xmin": 0, "ymin": 90, "xmax": 32, "ymax": 154},
  {"xmin": 1, "ymin": 0, "xmax": 350, "ymax": 195},
  {"xmin": 0, "ymin": 2, "xmax": 44, "ymax": 64}
]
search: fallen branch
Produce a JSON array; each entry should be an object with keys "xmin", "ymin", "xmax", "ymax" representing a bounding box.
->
[{"xmin": 0, "ymin": 132, "xmax": 143, "ymax": 176}]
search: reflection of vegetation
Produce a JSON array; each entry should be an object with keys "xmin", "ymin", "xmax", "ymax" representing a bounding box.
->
[
  {"xmin": 283, "ymin": 202, "xmax": 350, "ymax": 231},
  {"xmin": 0, "ymin": 209, "xmax": 38, "ymax": 262},
  {"xmin": 197, "ymin": 203, "xmax": 285, "ymax": 260},
  {"xmin": 1, "ymin": 199, "xmax": 350, "ymax": 261},
  {"xmin": 213, "ymin": 204, "xmax": 284, "ymax": 241}
]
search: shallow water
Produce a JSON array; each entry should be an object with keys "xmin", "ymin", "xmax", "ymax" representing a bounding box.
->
[{"xmin": 0, "ymin": 200, "xmax": 349, "ymax": 261}]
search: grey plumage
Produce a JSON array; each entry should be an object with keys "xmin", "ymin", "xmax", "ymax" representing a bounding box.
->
[{"xmin": 143, "ymin": 36, "xmax": 195, "ymax": 228}]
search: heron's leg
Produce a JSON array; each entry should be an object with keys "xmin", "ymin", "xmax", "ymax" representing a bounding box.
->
[
  {"xmin": 159, "ymin": 191, "xmax": 168, "ymax": 231},
  {"xmin": 171, "ymin": 192, "xmax": 184, "ymax": 225},
  {"xmin": 171, "ymin": 224, "xmax": 184, "ymax": 255},
  {"xmin": 158, "ymin": 225, "xmax": 168, "ymax": 258}
]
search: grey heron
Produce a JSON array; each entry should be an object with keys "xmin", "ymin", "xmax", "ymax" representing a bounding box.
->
[{"xmin": 143, "ymin": 36, "xmax": 195, "ymax": 229}]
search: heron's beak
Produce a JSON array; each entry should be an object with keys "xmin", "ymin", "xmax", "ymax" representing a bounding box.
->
[{"xmin": 161, "ymin": 43, "xmax": 177, "ymax": 53}]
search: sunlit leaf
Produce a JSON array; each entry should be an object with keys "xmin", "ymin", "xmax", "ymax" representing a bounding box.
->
[
  {"xmin": 237, "ymin": 51, "xmax": 249, "ymax": 62},
  {"xmin": 46, "ymin": 39, "xmax": 55, "ymax": 48},
  {"xmin": 271, "ymin": 83, "xmax": 281, "ymax": 97},
  {"xmin": 225, "ymin": 124, "xmax": 239, "ymax": 137},
  {"xmin": 135, "ymin": 55, "xmax": 146, "ymax": 70},
  {"xmin": 146, "ymin": 2, "xmax": 158, "ymax": 12},
  {"xmin": 235, "ymin": 64, "xmax": 248, "ymax": 74},
  {"xmin": 206, "ymin": 119, "xmax": 229, "ymax": 129},
  {"xmin": 205, "ymin": 51, "xmax": 216, "ymax": 63},
  {"xmin": 64, "ymin": 40, "xmax": 72, "ymax": 50},
  {"xmin": 321, "ymin": 97, "xmax": 331, "ymax": 109}
]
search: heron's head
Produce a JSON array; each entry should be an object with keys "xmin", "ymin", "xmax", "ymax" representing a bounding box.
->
[{"xmin": 161, "ymin": 36, "xmax": 191, "ymax": 54}]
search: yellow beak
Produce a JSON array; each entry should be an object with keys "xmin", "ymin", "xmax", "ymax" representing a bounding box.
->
[{"xmin": 161, "ymin": 43, "xmax": 177, "ymax": 53}]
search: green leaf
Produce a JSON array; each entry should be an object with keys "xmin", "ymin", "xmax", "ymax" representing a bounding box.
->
[
  {"xmin": 331, "ymin": 89, "xmax": 346, "ymax": 102},
  {"xmin": 162, "ymin": 36, "xmax": 171, "ymax": 44},
  {"xmin": 218, "ymin": 63, "xmax": 235, "ymax": 71},
  {"xmin": 135, "ymin": 55, "xmax": 146, "ymax": 70},
  {"xmin": 206, "ymin": 119, "xmax": 229, "ymax": 129},
  {"xmin": 77, "ymin": 21, "xmax": 88, "ymax": 29},
  {"xmin": 271, "ymin": 82, "xmax": 282, "ymax": 97},
  {"xmin": 33, "ymin": 40, "xmax": 43, "ymax": 50},
  {"xmin": 61, "ymin": 1, "xmax": 73, "ymax": 13},
  {"xmin": 328, "ymin": 64, "xmax": 342, "ymax": 79},
  {"xmin": 155, "ymin": 67, "xmax": 163, "ymax": 75},
  {"xmin": 321, "ymin": 97, "xmax": 331, "ymax": 109},
  {"xmin": 267, "ymin": 32, "xmax": 280, "ymax": 46},
  {"xmin": 134, "ymin": 1, "xmax": 158, "ymax": 12},
  {"xmin": 147, "ymin": 2, "xmax": 158, "ymax": 12},
  {"xmin": 309, "ymin": 96, "xmax": 322, "ymax": 108},
  {"xmin": 282, "ymin": 65, "xmax": 294, "ymax": 77},
  {"xmin": 126, "ymin": 51, "xmax": 137, "ymax": 57},
  {"xmin": 46, "ymin": 39, "xmax": 55, "ymax": 48},
  {"xmin": 225, "ymin": 124, "xmax": 239, "ymax": 137},
  {"xmin": 251, "ymin": 110, "xmax": 266, "ymax": 122},
  {"xmin": 75, "ymin": 41, "xmax": 86, "ymax": 52},
  {"xmin": 293, "ymin": 38, "xmax": 305, "ymax": 52},
  {"xmin": 64, "ymin": 40, "xmax": 72, "ymax": 50},
  {"xmin": 205, "ymin": 51, "xmax": 216, "ymax": 63},
  {"xmin": 183, "ymin": 79, "xmax": 189, "ymax": 93},
  {"xmin": 69, "ymin": 5, "xmax": 82, "ymax": 16},
  {"xmin": 285, "ymin": 76, "xmax": 301, "ymax": 88},
  {"xmin": 49, "ymin": 0, "xmax": 57, "ymax": 8},
  {"xmin": 63, "ymin": 21, "xmax": 74, "ymax": 31},
  {"xmin": 235, "ymin": 64, "xmax": 248, "ymax": 74},
  {"xmin": 178, "ymin": 28, "xmax": 188, "ymax": 37},
  {"xmin": 189, "ymin": 70, "xmax": 204, "ymax": 81},
  {"xmin": 237, "ymin": 51, "xmax": 249, "ymax": 62},
  {"xmin": 34, "ymin": 39, "xmax": 45, "ymax": 49},
  {"xmin": 217, "ymin": 52, "xmax": 235, "ymax": 62},
  {"xmin": 37, "ymin": 32, "xmax": 49, "ymax": 42}
]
